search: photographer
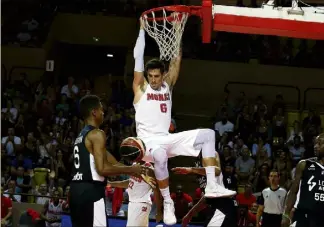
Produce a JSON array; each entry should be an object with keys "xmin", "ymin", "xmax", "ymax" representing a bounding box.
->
[{"xmin": 256, "ymin": 169, "xmax": 286, "ymax": 227}]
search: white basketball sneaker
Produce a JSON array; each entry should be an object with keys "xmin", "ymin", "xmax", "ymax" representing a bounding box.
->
[
  {"xmin": 163, "ymin": 200, "xmax": 177, "ymax": 225},
  {"xmin": 204, "ymin": 182, "xmax": 237, "ymax": 198}
]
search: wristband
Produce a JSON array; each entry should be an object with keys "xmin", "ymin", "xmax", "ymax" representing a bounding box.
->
[{"xmin": 282, "ymin": 213, "xmax": 291, "ymax": 224}]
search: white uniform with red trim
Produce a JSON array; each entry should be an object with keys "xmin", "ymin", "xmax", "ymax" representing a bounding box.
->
[
  {"xmin": 126, "ymin": 163, "xmax": 153, "ymax": 227},
  {"xmin": 134, "ymin": 82, "xmax": 201, "ymax": 162},
  {"xmin": 46, "ymin": 199, "xmax": 65, "ymax": 227}
]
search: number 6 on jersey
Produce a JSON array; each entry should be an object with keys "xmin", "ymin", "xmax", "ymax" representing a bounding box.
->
[
  {"xmin": 160, "ymin": 103, "xmax": 167, "ymax": 113},
  {"xmin": 74, "ymin": 146, "xmax": 80, "ymax": 169}
]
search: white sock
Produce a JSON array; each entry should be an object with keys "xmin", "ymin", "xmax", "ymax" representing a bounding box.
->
[
  {"xmin": 205, "ymin": 166, "xmax": 216, "ymax": 186},
  {"xmin": 160, "ymin": 187, "xmax": 172, "ymax": 202}
]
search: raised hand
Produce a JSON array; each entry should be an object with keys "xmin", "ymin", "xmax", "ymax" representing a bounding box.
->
[{"xmin": 172, "ymin": 167, "xmax": 192, "ymax": 175}]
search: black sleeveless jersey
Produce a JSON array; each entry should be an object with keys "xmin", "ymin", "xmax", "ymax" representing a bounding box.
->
[
  {"xmin": 296, "ymin": 158, "xmax": 324, "ymax": 214},
  {"xmin": 71, "ymin": 125, "xmax": 105, "ymax": 184}
]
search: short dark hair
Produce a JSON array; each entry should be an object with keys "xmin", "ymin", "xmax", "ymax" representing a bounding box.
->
[
  {"xmin": 270, "ymin": 169, "xmax": 280, "ymax": 177},
  {"xmin": 79, "ymin": 95, "xmax": 101, "ymax": 120},
  {"xmin": 145, "ymin": 59, "xmax": 165, "ymax": 75}
]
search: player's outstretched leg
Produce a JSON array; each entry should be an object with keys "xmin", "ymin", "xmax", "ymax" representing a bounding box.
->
[
  {"xmin": 152, "ymin": 149, "xmax": 177, "ymax": 225},
  {"xmin": 194, "ymin": 129, "xmax": 236, "ymax": 198}
]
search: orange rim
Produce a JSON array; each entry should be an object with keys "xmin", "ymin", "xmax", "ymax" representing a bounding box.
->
[{"xmin": 141, "ymin": 5, "xmax": 192, "ymax": 22}]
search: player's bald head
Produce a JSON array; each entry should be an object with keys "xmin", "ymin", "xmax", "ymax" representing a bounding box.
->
[{"xmin": 314, "ymin": 133, "xmax": 324, "ymax": 159}]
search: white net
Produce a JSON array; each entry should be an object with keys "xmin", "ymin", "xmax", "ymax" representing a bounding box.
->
[{"xmin": 142, "ymin": 8, "xmax": 189, "ymax": 61}]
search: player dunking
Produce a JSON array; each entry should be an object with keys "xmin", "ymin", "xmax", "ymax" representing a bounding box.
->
[
  {"xmin": 128, "ymin": 19, "xmax": 236, "ymax": 225},
  {"xmin": 281, "ymin": 133, "xmax": 324, "ymax": 227},
  {"xmin": 172, "ymin": 151, "xmax": 237, "ymax": 227},
  {"xmin": 108, "ymin": 162, "xmax": 162, "ymax": 227},
  {"xmin": 69, "ymin": 95, "xmax": 152, "ymax": 227}
]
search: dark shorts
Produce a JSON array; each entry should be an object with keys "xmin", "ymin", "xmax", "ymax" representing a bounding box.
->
[
  {"xmin": 262, "ymin": 213, "xmax": 282, "ymax": 227},
  {"xmin": 204, "ymin": 197, "xmax": 237, "ymax": 227},
  {"xmin": 293, "ymin": 209, "xmax": 323, "ymax": 227},
  {"xmin": 69, "ymin": 182, "xmax": 107, "ymax": 227}
]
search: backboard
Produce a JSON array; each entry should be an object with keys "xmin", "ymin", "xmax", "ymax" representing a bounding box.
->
[{"xmin": 201, "ymin": 0, "xmax": 324, "ymax": 42}]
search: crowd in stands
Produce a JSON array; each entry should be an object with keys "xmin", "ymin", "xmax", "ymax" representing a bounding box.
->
[{"xmin": 1, "ymin": 66, "xmax": 323, "ymax": 226}]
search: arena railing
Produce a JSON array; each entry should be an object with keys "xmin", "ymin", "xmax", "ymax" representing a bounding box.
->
[
  {"xmin": 303, "ymin": 87, "xmax": 324, "ymax": 110},
  {"xmin": 224, "ymin": 81, "xmax": 301, "ymax": 110}
]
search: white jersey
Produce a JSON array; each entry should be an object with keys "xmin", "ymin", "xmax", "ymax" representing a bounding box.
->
[
  {"xmin": 46, "ymin": 200, "xmax": 65, "ymax": 227},
  {"xmin": 134, "ymin": 82, "xmax": 172, "ymax": 138},
  {"xmin": 127, "ymin": 163, "xmax": 153, "ymax": 204}
]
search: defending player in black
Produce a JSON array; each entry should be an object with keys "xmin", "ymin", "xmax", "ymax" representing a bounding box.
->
[
  {"xmin": 69, "ymin": 95, "xmax": 152, "ymax": 227},
  {"xmin": 281, "ymin": 133, "xmax": 324, "ymax": 227}
]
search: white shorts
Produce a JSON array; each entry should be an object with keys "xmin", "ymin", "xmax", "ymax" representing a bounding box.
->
[
  {"xmin": 126, "ymin": 202, "xmax": 151, "ymax": 227},
  {"xmin": 140, "ymin": 129, "xmax": 201, "ymax": 163}
]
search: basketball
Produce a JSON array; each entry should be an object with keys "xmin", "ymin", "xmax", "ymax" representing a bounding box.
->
[{"xmin": 119, "ymin": 137, "xmax": 145, "ymax": 164}]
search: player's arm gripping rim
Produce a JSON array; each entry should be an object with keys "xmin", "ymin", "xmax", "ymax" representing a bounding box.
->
[
  {"xmin": 133, "ymin": 18, "xmax": 148, "ymax": 95},
  {"xmin": 281, "ymin": 160, "xmax": 306, "ymax": 227},
  {"xmin": 163, "ymin": 47, "xmax": 182, "ymax": 90}
]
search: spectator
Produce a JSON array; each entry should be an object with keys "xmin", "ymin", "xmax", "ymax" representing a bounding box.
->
[
  {"xmin": 288, "ymin": 135, "xmax": 305, "ymax": 165},
  {"xmin": 56, "ymin": 95, "xmax": 69, "ymax": 115},
  {"xmin": 272, "ymin": 107, "xmax": 286, "ymax": 139},
  {"xmin": 15, "ymin": 114, "xmax": 25, "ymax": 137},
  {"xmin": 252, "ymin": 164, "xmax": 270, "ymax": 193},
  {"xmin": 24, "ymin": 132, "xmax": 38, "ymax": 163},
  {"xmin": 235, "ymin": 147, "xmax": 255, "ymax": 183},
  {"xmin": 273, "ymin": 150, "xmax": 292, "ymax": 188},
  {"xmin": 233, "ymin": 138, "xmax": 247, "ymax": 157},
  {"xmin": 252, "ymin": 137, "xmax": 271, "ymax": 157},
  {"xmin": 1, "ymin": 128, "xmax": 22, "ymax": 157},
  {"xmin": 61, "ymin": 77, "xmax": 79, "ymax": 99},
  {"xmin": 11, "ymin": 153, "xmax": 33, "ymax": 172},
  {"xmin": 223, "ymin": 164, "xmax": 238, "ymax": 191},
  {"xmin": 33, "ymin": 183, "xmax": 50, "ymax": 205},
  {"xmin": 217, "ymin": 132, "xmax": 233, "ymax": 151},
  {"xmin": 171, "ymin": 184, "xmax": 193, "ymax": 220},
  {"xmin": 236, "ymin": 184, "xmax": 256, "ymax": 208},
  {"xmin": 255, "ymin": 147, "xmax": 271, "ymax": 170},
  {"xmin": 10, "ymin": 166, "xmax": 31, "ymax": 201},
  {"xmin": 4, "ymin": 180, "xmax": 21, "ymax": 202},
  {"xmin": 220, "ymin": 145, "xmax": 236, "ymax": 169},
  {"xmin": 255, "ymin": 118, "xmax": 270, "ymax": 141},
  {"xmin": 214, "ymin": 110, "xmax": 234, "ymax": 137},
  {"xmin": 287, "ymin": 120, "xmax": 303, "ymax": 143},
  {"xmin": 2, "ymin": 99, "xmax": 18, "ymax": 124},
  {"xmin": 1, "ymin": 186, "xmax": 12, "ymax": 227},
  {"xmin": 272, "ymin": 94, "xmax": 285, "ymax": 114},
  {"xmin": 302, "ymin": 109, "xmax": 321, "ymax": 133},
  {"xmin": 235, "ymin": 106, "xmax": 254, "ymax": 143}
]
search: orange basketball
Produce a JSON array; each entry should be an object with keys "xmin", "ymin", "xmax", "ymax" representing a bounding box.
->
[{"xmin": 119, "ymin": 137, "xmax": 145, "ymax": 163}]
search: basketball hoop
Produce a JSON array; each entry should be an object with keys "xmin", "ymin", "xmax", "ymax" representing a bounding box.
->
[{"xmin": 141, "ymin": 5, "xmax": 201, "ymax": 61}]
